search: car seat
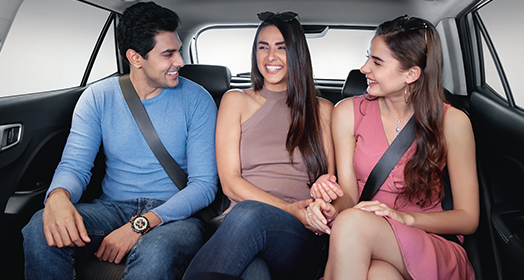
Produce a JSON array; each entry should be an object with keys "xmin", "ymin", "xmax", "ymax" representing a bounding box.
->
[
  {"xmin": 341, "ymin": 69, "xmax": 368, "ymax": 99},
  {"xmin": 179, "ymin": 64, "xmax": 232, "ymax": 107}
]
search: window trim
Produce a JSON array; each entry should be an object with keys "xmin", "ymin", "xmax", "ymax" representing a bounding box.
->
[
  {"xmin": 81, "ymin": 12, "xmax": 118, "ymax": 87},
  {"xmin": 473, "ymin": 12, "xmax": 516, "ymax": 107}
]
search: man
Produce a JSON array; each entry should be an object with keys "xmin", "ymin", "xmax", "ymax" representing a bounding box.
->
[{"xmin": 22, "ymin": 2, "xmax": 218, "ymax": 279}]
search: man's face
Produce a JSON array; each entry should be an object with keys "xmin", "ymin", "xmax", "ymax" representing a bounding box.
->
[{"xmin": 139, "ymin": 31, "xmax": 185, "ymax": 92}]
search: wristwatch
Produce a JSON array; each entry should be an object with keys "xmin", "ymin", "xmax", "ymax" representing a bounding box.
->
[{"xmin": 130, "ymin": 215, "xmax": 151, "ymax": 235}]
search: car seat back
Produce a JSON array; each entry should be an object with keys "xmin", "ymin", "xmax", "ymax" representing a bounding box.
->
[
  {"xmin": 341, "ymin": 69, "xmax": 368, "ymax": 99},
  {"xmin": 179, "ymin": 64, "xmax": 232, "ymax": 106}
]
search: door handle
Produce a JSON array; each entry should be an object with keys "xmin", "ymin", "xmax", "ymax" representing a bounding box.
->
[{"xmin": 0, "ymin": 123, "xmax": 22, "ymax": 151}]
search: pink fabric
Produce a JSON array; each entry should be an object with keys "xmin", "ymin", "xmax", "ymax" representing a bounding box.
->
[{"xmin": 352, "ymin": 95, "xmax": 475, "ymax": 280}]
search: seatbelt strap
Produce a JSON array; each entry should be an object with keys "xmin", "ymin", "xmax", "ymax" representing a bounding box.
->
[
  {"xmin": 357, "ymin": 114, "xmax": 461, "ymax": 245},
  {"xmin": 359, "ymin": 116, "xmax": 415, "ymax": 202},
  {"xmin": 119, "ymin": 74, "xmax": 188, "ymax": 191}
]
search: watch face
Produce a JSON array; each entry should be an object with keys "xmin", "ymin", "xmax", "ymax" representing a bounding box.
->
[{"xmin": 132, "ymin": 216, "xmax": 149, "ymax": 232}]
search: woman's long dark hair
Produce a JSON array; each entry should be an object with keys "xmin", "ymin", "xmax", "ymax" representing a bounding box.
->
[
  {"xmin": 251, "ymin": 16, "xmax": 328, "ymax": 185},
  {"xmin": 376, "ymin": 16, "xmax": 447, "ymax": 207}
]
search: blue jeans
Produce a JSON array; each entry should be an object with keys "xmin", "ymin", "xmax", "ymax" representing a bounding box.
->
[
  {"xmin": 184, "ymin": 200, "xmax": 328, "ymax": 280},
  {"xmin": 22, "ymin": 198, "xmax": 204, "ymax": 280}
]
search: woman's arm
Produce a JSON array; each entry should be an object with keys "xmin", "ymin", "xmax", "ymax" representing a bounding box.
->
[
  {"xmin": 310, "ymin": 98, "xmax": 342, "ymax": 201},
  {"xmin": 308, "ymin": 98, "xmax": 360, "ymax": 234},
  {"xmin": 311, "ymin": 98, "xmax": 359, "ymax": 208},
  {"xmin": 318, "ymin": 98, "xmax": 336, "ymax": 176},
  {"xmin": 330, "ymin": 98, "xmax": 360, "ymax": 211},
  {"xmin": 411, "ymin": 107, "xmax": 479, "ymax": 234},
  {"xmin": 357, "ymin": 107, "xmax": 479, "ymax": 235}
]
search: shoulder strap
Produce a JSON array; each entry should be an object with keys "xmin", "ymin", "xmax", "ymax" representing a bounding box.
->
[
  {"xmin": 359, "ymin": 116, "xmax": 416, "ymax": 202},
  {"xmin": 119, "ymin": 75, "xmax": 188, "ymax": 191}
]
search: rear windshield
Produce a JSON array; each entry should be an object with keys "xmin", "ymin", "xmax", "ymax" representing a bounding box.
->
[{"xmin": 194, "ymin": 26, "xmax": 375, "ymax": 80}]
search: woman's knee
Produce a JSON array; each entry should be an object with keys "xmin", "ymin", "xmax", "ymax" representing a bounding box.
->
[
  {"xmin": 332, "ymin": 208, "xmax": 372, "ymax": 231},
  {"xmin": 228, "ymin": 201, "xmax": 266, "ymax": 217},
  {"xmin": 330, "ymin": 208, "xmax": 383, "ymax": 245},
  {"xmin": 223, "ymin": 201, "xmax": 274, "ymax": 229}
]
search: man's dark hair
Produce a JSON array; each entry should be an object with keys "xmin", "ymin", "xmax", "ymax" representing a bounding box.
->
[{"xmin": 117, "ymin": 1, "xmax": 181, "ymax": 62}]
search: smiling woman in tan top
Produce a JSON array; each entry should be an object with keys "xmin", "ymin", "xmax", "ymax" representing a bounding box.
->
[{"xmin": 184, "ymin": 11, "xmax": 336, "ymax": 280}]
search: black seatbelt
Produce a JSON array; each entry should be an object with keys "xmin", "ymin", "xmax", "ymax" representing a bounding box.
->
[
  {"xmin": 119, "ymin": 74, "xmax": 188, "ymax": 190},
  {"xmin": 359, "ymin": 116, "xmax": 415, "ymax": 201},
  {"xmin": 358, "ymin": 116, "xmax": 461, "ymax": 245},
  {"xmin": 119, "ymin": 74, "xmax": 218, "ymax": 224}
]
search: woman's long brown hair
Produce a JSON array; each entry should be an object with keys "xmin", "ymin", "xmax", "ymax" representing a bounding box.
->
[
  {"xmin": 251, "ymin": 17, "xmax": 328, "ymax": 185},
  {"xmin": 376, "ymin": 17, "xmax": 447, "ymax": 207}
]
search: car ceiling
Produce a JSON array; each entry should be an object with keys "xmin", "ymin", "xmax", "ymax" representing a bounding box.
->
[{"xmin": 80, "ymin": 0, "xmax": 481, "ymax": 36}]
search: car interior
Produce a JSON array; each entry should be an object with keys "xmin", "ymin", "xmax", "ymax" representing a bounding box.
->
[{"xmin": 1, "ymin": 0, "xmax": 523, "ymax": 279}]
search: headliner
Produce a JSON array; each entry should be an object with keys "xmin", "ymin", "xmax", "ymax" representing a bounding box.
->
[{"xmin": 80, "ymin": 0, "xmax": 481, "ymax": 36}]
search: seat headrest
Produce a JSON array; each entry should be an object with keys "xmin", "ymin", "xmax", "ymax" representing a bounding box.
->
[
  {"xmin": 341, "ymin": 69, "xmax": 368, "ymax": 98},
  {"xmin": 179, "ymin": 64, "xmax": 231, "ymax": 106}
]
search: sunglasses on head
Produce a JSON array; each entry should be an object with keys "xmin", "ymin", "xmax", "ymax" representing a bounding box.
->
[
  {"xmin": 257, "ymin": 11, "xmax": 298, "ymax": 22},
  {"xmin": 395, "ymin": 15, "xmax": 428, "ymax": 53}
]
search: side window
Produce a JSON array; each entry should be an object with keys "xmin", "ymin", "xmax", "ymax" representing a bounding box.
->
[
  {"xmin": 0, "ymin": 0, "xmax": 117, "ymax": 97},
  {"xmin": 195, "ymin": 26, "xmax": 375, "ymax": 80},
  {"xmin": 477, "ymin": 0, "xmax": 524, "ymax": 108},
  {"xmin": 195, "ymin": 28, "xmax": 256, "ymax": 78}
]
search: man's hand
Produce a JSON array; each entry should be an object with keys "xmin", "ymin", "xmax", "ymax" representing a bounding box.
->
[
  {"xmin": 95, "ymin": 212, "xmax": 161, "ymax": 264},
  {"xmin": 95, "ymin": 223, "xmax": 141, "ymax": 264},
  {"xmin": 43, "ymin": 188, "xmax": 91, "ymax": 247}
]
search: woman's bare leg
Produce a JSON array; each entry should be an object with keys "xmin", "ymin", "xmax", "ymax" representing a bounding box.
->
[{"xmin": 323, "ymin": 208, "xmax": 412, "ymax": 280}]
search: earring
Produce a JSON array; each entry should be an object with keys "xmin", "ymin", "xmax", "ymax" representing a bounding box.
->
[{"xmin": 404, "ymin": 87, "xmax": 410, "ymax": 103}]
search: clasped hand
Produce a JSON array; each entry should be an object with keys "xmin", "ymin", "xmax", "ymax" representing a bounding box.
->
[{"xmin": 305, "ymin": 174, "xmax": 343, "ymax": 235}]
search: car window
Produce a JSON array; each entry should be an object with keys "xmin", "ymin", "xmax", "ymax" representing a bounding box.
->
[
  {"xmin": 0, "ymin": 0, "xmax": 117, "ymax": 98},
  {"xmin": 195, "ymin": 26, "xmax": 375, "ymax": 80},
  {"xmin": 478, "ymin": 0, "xmax": 524, "ymax": 108}
]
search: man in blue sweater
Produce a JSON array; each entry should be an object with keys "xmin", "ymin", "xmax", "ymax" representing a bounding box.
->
[{"xmin": 22, "ymin": 2, "xmax": 218, "ymax": 279}]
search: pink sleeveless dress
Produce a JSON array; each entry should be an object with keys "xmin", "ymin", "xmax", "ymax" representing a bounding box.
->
[{"xmin": 352, "ymin": 95, "xmax": 475, "ymax": 280}]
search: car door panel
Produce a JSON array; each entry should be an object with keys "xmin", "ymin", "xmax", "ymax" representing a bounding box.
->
[
  {"xmin": 0, "ymin": 86, "xmax": 85, "ymax": 278},
  {"xmin": 468, "ymin": 86, "xmax": 524, "ymax": 280}
]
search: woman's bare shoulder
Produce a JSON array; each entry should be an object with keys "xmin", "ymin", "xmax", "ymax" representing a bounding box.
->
[
  {"xmin": 334, "ymin": 97, "xmax": 356, "ymax": 116},
  {"xmin": 220, "ymin": 88, "xmax": 257, "ymax": 107},
  {"xmin": 444, "ymin": 106, "xmax": 472, "ymax": 132},
  {"xmin": 317, "ymin": 97, "xmax": 334, "ymax": 113}
]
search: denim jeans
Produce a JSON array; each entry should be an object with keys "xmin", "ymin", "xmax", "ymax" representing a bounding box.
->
[
  {"xmin": 22, "ymin": 198, "xmax": 204, "ymax": 280},
  {"xmin": 184, "ymin": 200, "xmax": 328, "ymax": 280}
]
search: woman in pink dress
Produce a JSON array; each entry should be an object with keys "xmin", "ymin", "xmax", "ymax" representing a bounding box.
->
[{"xmin": 308, "ymin": 15, "xmax": 478, "ymax": 279}]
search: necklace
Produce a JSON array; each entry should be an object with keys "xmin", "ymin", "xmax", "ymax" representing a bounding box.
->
[{"xmin": 383, "ymin": 98, "xmax": 413, "ymax": 136}]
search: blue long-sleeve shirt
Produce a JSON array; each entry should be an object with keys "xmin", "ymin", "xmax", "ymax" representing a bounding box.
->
[{"xmin": 46, "ymin": 76, "xmax": 218, "ymax": 224}]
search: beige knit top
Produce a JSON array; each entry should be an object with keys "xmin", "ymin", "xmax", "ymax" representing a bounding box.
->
[{"xmin": 228, "ymin": 86, "xmax": 311, "ymax": 209}]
